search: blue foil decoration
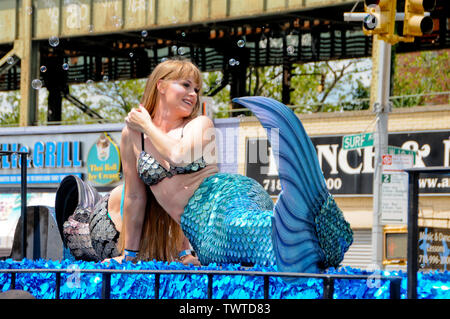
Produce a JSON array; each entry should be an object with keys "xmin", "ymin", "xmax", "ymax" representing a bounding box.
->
[{"xmin": 1, "ymin": 258, "xmax": 449, "ymax": 299}]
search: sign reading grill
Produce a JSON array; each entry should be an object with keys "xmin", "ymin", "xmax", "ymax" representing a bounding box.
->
[{"xmin": 342, "ymin": 132, "xmax": 374, "ymax": 150}]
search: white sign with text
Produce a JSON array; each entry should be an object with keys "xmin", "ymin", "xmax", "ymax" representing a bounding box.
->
[{"xmin": 381, "ymin": 153, "xmax": 414, "ymax": 225}]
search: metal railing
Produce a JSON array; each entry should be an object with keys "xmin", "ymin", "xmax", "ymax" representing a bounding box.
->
[{"xmin": 0, "ymin": 267, "xmax": 403, "ymax": 300}]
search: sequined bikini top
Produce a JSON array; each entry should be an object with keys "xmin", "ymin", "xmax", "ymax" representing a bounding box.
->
[{"xmin": 137, "ymin": 129, "xmax": 207, "ymax": 186}]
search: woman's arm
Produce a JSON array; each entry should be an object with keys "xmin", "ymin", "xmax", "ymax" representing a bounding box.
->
[
  {"xmin": 126, "ymin": 106, "xmax": 215, "ymax": 166},
  {"xmin": 120, "ymin": 125, "xmax": 148, "ymax": 256},
  {"xmin": 179, "ymin": 235, "xmax": 200, "ymax": 266}
]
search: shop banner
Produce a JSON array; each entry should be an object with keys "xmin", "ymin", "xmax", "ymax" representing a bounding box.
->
[{"xmin": 246, "ymin": 130, "xmax": 450, "ymax": 195}]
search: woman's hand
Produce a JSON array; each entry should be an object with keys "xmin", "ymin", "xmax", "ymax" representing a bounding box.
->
[
  {"xmin": 102, "ymin": 255, "xmax": 124, "ymax": 264},
  {"xmin": 102, "ymin": 254, "xmax": 137, "ymax": 264},
  {"xmin": 180, "ymin": 254, "xmax": 201, "ymax": 266},
  {"xmin": 125, "ymin": 105, "xmax": 152, "ymax": 134}
]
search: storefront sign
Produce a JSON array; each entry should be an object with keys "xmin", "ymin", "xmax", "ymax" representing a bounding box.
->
[
  {"xmin": 246, "ymin": 130, "xmax": 450, "ymax": 195},
  {"xmin": 0, "ymin": 140, "xmax": 83, "ymax": 185},
  {"xmin": 86, "ymin": 133, "xmax": 121, "ymax": 185},
  {"xmin": 0, "ymin": 126, "xmax": 123, "ymax": 187},
  {"xmin": 419, "ymin": 227, "xmax": 450, "ymax": 271},
  {"xmin": 245, "ymin": 138, "xmax": 280, "ymax": 195}
]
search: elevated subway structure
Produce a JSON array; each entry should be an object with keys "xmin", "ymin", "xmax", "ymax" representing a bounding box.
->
[{"xmin": 0, "ymin": 0, "xmax": 448, "ymax": 125}]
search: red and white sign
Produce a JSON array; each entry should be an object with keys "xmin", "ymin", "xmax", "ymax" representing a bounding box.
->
[{"xmin": 382, "ymin": 154, "xmax": 392, "ymax": 166}]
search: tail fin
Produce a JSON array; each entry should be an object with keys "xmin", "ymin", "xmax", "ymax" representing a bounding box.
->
[{"xmin": 233, "ymin": 96, "xmax": 353, "ymax": 274}]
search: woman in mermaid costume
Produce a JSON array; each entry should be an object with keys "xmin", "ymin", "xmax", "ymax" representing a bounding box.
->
[{"xmin": 56, "ymin": 59, "xmax": 353, "ymax": 274}]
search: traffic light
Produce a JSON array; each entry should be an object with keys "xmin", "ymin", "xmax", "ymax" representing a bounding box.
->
[
  {"xmin": 343, "ymin": 0, "xmax": 436, "ymax": 44},
  {"xmin": 362, "ymin": 0, "xmax": 396, "ymax": 36},
  {"xmin": 403, "ymin": 0, "xmax": 435, "ymax": 37}
]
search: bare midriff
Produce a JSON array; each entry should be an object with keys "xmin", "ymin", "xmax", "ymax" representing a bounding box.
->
[{"xmin": 149, "ymin": 164, "xmax": 219, "ymax": 224}]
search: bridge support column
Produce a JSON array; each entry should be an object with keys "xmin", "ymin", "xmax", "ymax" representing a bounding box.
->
[{"xmin": 18, "ymin": 0, "xmax": 39, "ymax": 127}]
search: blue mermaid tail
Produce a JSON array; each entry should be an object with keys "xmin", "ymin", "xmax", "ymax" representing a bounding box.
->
[
  {"xmin": 232, "ymin": 96, "xmax": 353, "ymax": 274},
  {"xmin": 182, "ymin": 173, "xmax": 276, "ymax": 266},
  {"xmin": 181, "ymin": 96, "xmax": 353, "ymax": 274}
]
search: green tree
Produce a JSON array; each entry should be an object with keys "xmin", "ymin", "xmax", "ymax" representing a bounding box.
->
[
  {"xmin": 247, "ymin": 66, "xmax": 283, "ymax": 99},
  {"xmin": 203, "ymin": 58, "xmax": 372, "ymax": 117},
  {"xmin": 290, "ymin": 58, "xmax": 372, "ymax": 113},
  {"xmin": 392, "ymin": 49, "xmax": 449, "ymax": 107},
  {"xmin": 201, "ymin": 71, "xmax": 231, "ymax": 118},
  {"xmin": 61, "ymin": 78, "xmax": 146, "ymax": 123},
  {"xmin": 0, "ymin": 91, "xmax": 20, "ymax": 126}
]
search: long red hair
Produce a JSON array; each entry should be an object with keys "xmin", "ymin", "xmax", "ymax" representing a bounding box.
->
[{"xmin": 118, "ymin": 59, "xmax": 202, "ymax": 261}]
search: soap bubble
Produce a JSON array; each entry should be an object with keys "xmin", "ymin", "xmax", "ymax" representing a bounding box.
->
[
  {"xmin": 237, "ymin": 39, "xmax": 245, "ymax": 48},
  {"xmin": 6, "ymin": 57, "xmax": 14, "ymax": 65},
  {"xmin": 229, "ymin": 58, "xmax": 236, "ymax": 66},
  {"xmin": 287, "ymin": 45, "xmax": 295, "ymax": 55},
  {"xmin": 62, "ymin": 63, "xmax": 69, "ymax": 70},
  {"xmin": 112, "ymin": 16, "xmax": 123, "ymax": 28},
  {"xmin": 103, "ymin": 75, "xmax": 109, "ymax": 82},
  {"xmin": 40, "ymin": 65, "xmax": 47, "ymax": 73},
  {"xmin": 49, "ymin": 36, "xmax": 59, "ymax": 47},
  {"xmin": 32, "ymin": 79, "xmax": 42, "ymax": 90},
  {"xmin": 177, "ymin": 47, "xmax": 185, "ymax": 55},
  {"xmin": 129, "ymin": 52, "xmax": 134, "ymax": 58},
  {"xmin": 171, "ymin": 45, "xmax": 178, "ymax": 54},
  {"xmin": 141, "ymin": 30, "xmax": 148, "ymax": 37},
  {"xmin": 86, "ymin": 79, "xmax": 94, "ymax": 89}
]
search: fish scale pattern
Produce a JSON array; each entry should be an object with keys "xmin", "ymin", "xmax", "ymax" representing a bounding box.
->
[
  {"xmin": 138, "ymin": 151, "xmax": 207, "ymax": 186},
  {"xmin": 63, "ymin": 194, "xmax": 120, "ymax": 262},
  {"xmin": 89, "ymin": 194, "xmax": 121, "ymax": 261},
  {"xmin": 181, "ymin": 173, "xmax": 276, "ymax": 266},
  {"xmin": 315, "ymin": 195, "xmax": 353, "ymax": 268},
  {"xmin": 63, "ymin": 208, "xmax": 98, "ymax": 262}
]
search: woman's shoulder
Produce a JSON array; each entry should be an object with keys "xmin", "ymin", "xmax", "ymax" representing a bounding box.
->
[
  {"xmin": 121, "ymin": 123, "xmax": 142, "ymax": 139},
  {"xmin": 185, "ymin": 115, "xmax": 214, "ymax": 130},
  {"xmin": 120, "ymin": 124, "xmax": 143, "ymax": 153}
]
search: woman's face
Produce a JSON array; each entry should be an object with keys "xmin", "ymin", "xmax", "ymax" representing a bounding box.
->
[{"xmin": 159, "ymin": 76, "xmax": 200, "ymax": 117}]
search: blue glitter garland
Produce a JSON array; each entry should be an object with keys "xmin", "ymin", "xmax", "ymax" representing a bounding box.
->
[{"xmin": 1, "ymin": 259, "xmax": 449, "ymax": 299}]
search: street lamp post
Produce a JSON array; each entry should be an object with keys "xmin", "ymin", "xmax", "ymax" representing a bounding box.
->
[{"xmin": 370, "ymin": 37, "xmax": 392, "ymax": 268}]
